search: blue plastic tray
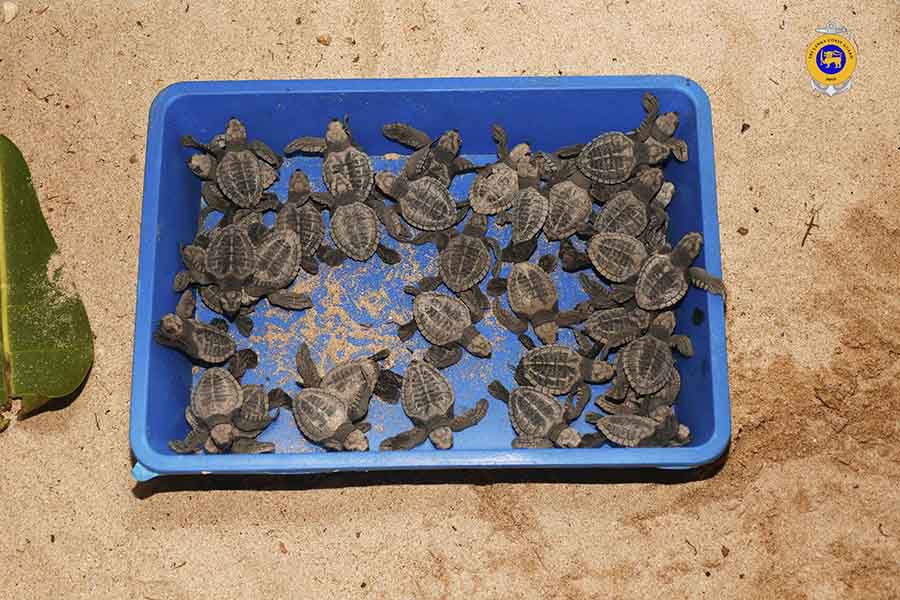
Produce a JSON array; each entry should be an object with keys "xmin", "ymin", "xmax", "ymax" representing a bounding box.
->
[{"xmin": 130, "ymin": 76, "xmax": 729, "ymax": 482}]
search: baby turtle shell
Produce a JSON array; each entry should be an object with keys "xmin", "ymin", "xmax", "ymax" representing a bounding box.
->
[
  {"xmin": 508, "ymin": 386, "xmax": 565, "ymax": 439},
  {"xmin": 412, "ymin": 292, "xmax": 472, "ymax": 348},
  {"xmin": 191, "ymin": 367, "xmax": 243, "ymax": 420},
  {"xmin": 508, "ymin": 261, "xmax": 558, "ymax": 316},
  {"xmin": 594, "ymin": 414, "xmax": 658, "ymax": 447},
  {"xmin": 635, "ymin": 232, "xmax": 726, "ymax": 310},
  {"xmin": 216, "ymin": 149, "xmax": 267, "ymax": 209},
  {"xmin": 398, "ymin": 177, "xmax": 459, "ymax": 231},
  {"xmin": 587, "ymin": 232, "xmax": 648, "ymax": 283},
  {"xmin": 322, "ymin": 356, "xmax": 383, "ymax": 422},
  {"xmin": 593, "ymin": 190, "xmax": 648, "ymax": 237},
  {"xmin": 519, "ymin": 344, "xmax": 612, "ymax": 396},
  {"xmin": 276, "ymin": 201, "xmax": 325, "ymax": 258},
  {"xmin": 506, "ymin": 187, "xmax": 548, "ymax": 244},
  {"xmin": 205, "ymin": 224, "xmax": 257, "ymax": 288},
  {"xmin": 577, "ymin": 132, "xmax": 638, "ymax": 185},
  {"xmin": 543, "ymin": 181, "xmax": 592, "ymax": 240},
  {"xmin": 583, "ymin": 306, "xmax": 654, "ymax": 354},
  {"xmin": 439, "ymin": 234, "xmax": 491, "ymax": 292},
  {"xmin": 247, "ymin": 231, "xmax": 301, "ymax": 294},
  {"xmin": 293, "ymin": 388, "xmax": 367, "ymax": 450},
  {"xmin": 330, "ymin": 202, "xmax": 379, "ymax": 261},
  {"xmin": 401, "ymin": 360, "xmax": 454, "ymax": 423},
  {"xmin": 621, "ymin": 334, "xmax": 674, "ymax": 395},
  {"xmin": 468, "ymin": 163, "xmax": 518, "ymax": 215}
]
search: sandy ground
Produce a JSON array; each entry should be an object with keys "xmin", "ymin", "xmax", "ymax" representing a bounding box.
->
[{"xmin": 1, "ymin": 1, "xmax": 899, "ymax": 598}]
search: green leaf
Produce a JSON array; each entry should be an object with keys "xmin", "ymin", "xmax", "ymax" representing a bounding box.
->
[{"xmin": 0, "ymin": 135, "xmax": 93, "ymax": 419}]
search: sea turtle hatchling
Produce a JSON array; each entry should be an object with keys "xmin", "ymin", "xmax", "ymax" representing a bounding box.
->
[
  {"xmin": 542, "ymin": 179, "xmax": 593, "ymax": 241},
  {"xmin": 576, "ymin": 93, "xmax": 688, "ymax": 185},
  {"xmin": 467, "ymin": 124, "xmax": 532, "ymax": 215},
  {"xmin": 579, "ymin": 304, "xmax": 655, "ymax": 359},
  {"xmin": 311, "ymin": 171, "xmax": 402, "ymax": 265},
  {"xmin": 634, "ymin": 232, "xmax": 726, "ymax": 310},
  {"xmin": 183, "ymin": 117, "xmax": 281, "ymax": 209},
  {"xmin": 487, "ymin": 381, "xmax": 599, "ymax": 448},
  {"xmin": 397, "ymin": 290, "xmax": 492, "ymax": 369},
  {"xmin": 375, "ymin": 172, "xmax": 468, "ymax": 232},
  {"xmin": 589, "ymin": 413, "xmax": 691, "ymax": 448},
  {"xmin": 495, "ymin": 155, "xmax": 547, "ymax": 262},
  {"xmin": 615, "ymin": 311, "xmax": 693, "ymax": 396},
  {"xmin": 587, "ymin": 232, "xmax": 648, "ymax": 283},
  {"xmin": 168, "ymin": 367, "xmax": 277, "ymax": 454},
  {"xmin": 294, "ymin": 342, "xmax": 402, "ymax": 425},
  {"xmin": 292, "ymin": 387, "xmax": 370, "ymax": 452},
  {"xmin": 514, "ymin": 334, "xmax": 614, "ymax": 399},
  {"xmin": 154, "ymin": 289, "xmax": 236, "ymax": 364},
  {"xmin": 273, "ymin": 170, "xmax": 334, "ymax": 275},
  {"xmin": 487, "ymin": 255, "xmax": 586, "ymax": 345},
  {"xmin": 381, "ymin": 123, "xmax": 474, "ymax": 186},
  {"xmin": 380, "ymin": 360, "xmax": 488, "ymax": 451}
]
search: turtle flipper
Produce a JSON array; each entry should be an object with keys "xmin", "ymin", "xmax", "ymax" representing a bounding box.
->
[
  {"xmin": 230, "ymin": 439, "xmax": 276, "ymax": 454},
  {"xmin": 375, "ymin": 244, "xmax": 402, "ymax": 265},
  {"xmin": 382, "ymin": 123, "xmax": 432, "ymax": 149},
  {"xmin": 284, "ymin": 136, "xmax": 327, "ymax": 155},
  {"xmin": 501, "ymin": 239, "xmax": 538, "ymax": 264},
  {"xmin": 366, "ymin": 194, "xmax": 413, "ymax": 242},
  {"xmin": 557, "ymin": 309, "xmax": 587, "ymax": 328},
  {"xmin": 491, "ymin": 124, "xmax": 510, "ymax": 162},
  {"xmin": 688, "ymin": 267, "xmax": 726, "ymax": 301},
  {"xmin": 449, "ymin": 398, "xmax": 489, "ymax": 432},
  {"xmin": 316, "ymin": 245, "xmax": 347, "ymax": 267},
  {"xmin": 512, "ymin": 435, "xmax": 553, "ymax": 449},
  {"xmin": 631, "ymin": 92, "xmax": 660, "ymax": 142},
  {"xmin": 299, "ymin": 255, "xmax": 319, "ymax": 275},
  {"xmin": 554, "ymin": 143, "xmax": 585, "ymax": 159},
  {"xmin": 175, "ymin": 289, "xmax": 196, "ymax": 320},
  {"xmin": 267, "ymin": 291, "xmax": 314, "ymax": 311},
  {"xmin": 397, "ymin": 320, "xmax": 418, "ymax": 341},
  {"xmin": 379, "ymin": 426, "xmax": 430, "ymax": 451},
  {"xmin": 227, "ymin": 349, "xmax": 259, "ymax": 381},
  {"xmin": 424, "ymin": 344, "xmax": 463, "ymax": 369},
  {"xmin": 457, "ymin": 287, "xmax": 489, "ymax": 323},
  {"xmin": 417, "ymin": 275, "xmax": 443, "ymax": 292},
  {"xmin": 486, "ymin": 277, "xmax": 507, "ymax": 297},
  {"xmin": 373, "ymin": 369, "xmax": 403, "ymax": 404},
  {"xmin": 671, "ymin": 335, "xmax": 694, "ymax": 357},
  {"xmin": 209, "ymin": 318, "xmax": 230, "ymax": 333},
  {"xmin": 578, "ymin": 432, "xmax": 608, "ymax": 448},
  {"xmin": 451, "ymin": 156, "xmax": 476, "ymax": 176},
  {"xmin": 181, "ymin": 134, "xmax": 210, "ymax": 152},
  {"xmin": 295, "ymin": 343, "xmax": 323, "ymax": 387},
  {"xmin": 491, "ymin": 298, "xmax": 528, "ymax": 335},
  {"xmin": 169, "ymin": 427, "xmax": 208, "ymax": 454},
  {"xmin": 559, "ymin": 239, "xmax": 592, "ymax": 272},
  {"xmin": 564, "ymin": 384, "xmax": 592, "ymax": 422},
  {"xmin": 268, "ymin": 388, "xmax": 293, "ymax": 410},
  {"xmin": 248, "ymin": 139, "xmax": 283, "ymax": 168},
  {"xmin": 668, "ymin": 138, "xmax": 688, "ymax": 162},
  {"xmin": 235, "ymin": 316, "xmax": 254, "ymax": 338}
]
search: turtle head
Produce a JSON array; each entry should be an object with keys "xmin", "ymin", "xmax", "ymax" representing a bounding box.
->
[
  {"xmin": 509, "ymin": 142, "xmax": 531, "ymax": 166},
  {"xmin": 225, "ymin": 117, "xmax": 247, "ymax": 145},
  {"xmin": 586, "ymin": 358, "xmax": 615, "ymax": 383},
  {"xmin": 649, "ymin": 311, "xmax": 677, "ymax": 338},
  {"xmin": 288, "ymin": 169, "xmax": 312, "ymax": 204},
  {"xmin": 187, "ymin": 154, "xmax": 215, "ymax": 179},
  {"xmin": 534, "ymin": 321, "xmax": 559, "ymax": 345},
  {"xmin": 671, "ymin": 232, "xmax": 703, "ymax": 267},
  {"xmin": 219, "ymin": 290, "xmax": 242, "ymax": 316},
  {"xmin": 343, "ymin": 428, "xmax": 369, "ymax": 451},
  {"xmin": 516, "ymin": 155, "xmax": 540, "ymax": 188},
  {"xmin": 325, "ymin": 118, "xmax": 351, "ymax": 150},
  {"xmin": 461, "ymin": 327, "xmax": 492, "ymax": 358},
  {"xmin": 555, "ymin": 426, "xmax": 581, "ymax": 448},
  {"xmin": 653, "ymin": 181, "xmax": 675, "ymax": 209},
  {"xmin": 655, "ymin": 112, "xmax": 680, "ymax": 138},
  {"xmin": 159, "ymin": 314, "xmax": 184, "ymax": 339},
  {"xmin": 436, "ymin": 129, "xmax": 461, "ymax": 156},
  {"xmin": 429, "ymin": 426, "xmax": 453, "ymax": 450},
  {"xmin": 210, "ymin": 423, "xmax": 237, "ymax": 449},
  {"xmin": 209, "ymin": 134, "xmax": 227, "ymax": 154},
  {"xmin": 462, "ymin": 213, "xmax": 487, "ymax": 237}
]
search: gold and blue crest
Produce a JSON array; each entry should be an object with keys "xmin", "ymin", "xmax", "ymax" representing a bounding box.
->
[{"xmin": 806, "ymin": 22, "xmax": 857, "ymax": 96}]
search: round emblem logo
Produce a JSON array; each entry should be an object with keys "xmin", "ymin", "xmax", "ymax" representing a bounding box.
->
[{"xmin": 806, "ymin": 34, "xmax": 856, "ymax": 87}]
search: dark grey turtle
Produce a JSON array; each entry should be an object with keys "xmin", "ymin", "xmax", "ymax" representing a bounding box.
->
[
  {"xmin": 181, "ymin": 222, "xmax": 258, "ymax": 317},
  {"xmin": 274, "ymin": 170, "xmax": 330, "ymax": 274},
  {"xmin": 587, "ymin": 190, "xmax": 649, "ymax": 237},
  {"xmin": 635, "ymin": 232, "xmax": 726, "ymax": 310},
  {"xmin": 284, "ymin": 118, "xmax": 373, "ymax": 205},
  {"xmin": 488, "ymin": 381, "xmax": 593, "ymax": 448},
  {"xmin": 197, "ymin": 285, "xmax": 256, "ymax": 337},
  {"xmin": 375, "ymin": 172, "xmax": 466, "ymax": 232},
  {"xmin": 619, "ymin": 311, "xmax": 693, "ymax": 395},
  {"xmin": 382, "ymin": 124, "xmax": 474, "ymax": 186},
  {"xmin": 514, "ymin": 334, "xmax": 614, "ymax": 399},
  {"xmin": 591, "ymin": 413, "xmax": 691, "ymax": 448},
  {"xmin": 543, "ymin": 180, "xmax": 593, "ymax": 241},
  {"xmin": 397, "ymin": 290, "xmax": 492, "ymax": 368},
  {"xmin": 410, "ymin": 213, "xmax": 501, "ymax": 301},
  {"xmin": 183, "ymin": 118, "xmax": 281, "ymax": 209},
  {"xmin": 380, "ymin": 360, "xmax": 488, "ymax": 451},
  {"xmin": 154, "ymin": 289, "xmax": 236, "ymax": 364},
  {"xmin": 495, "ymin": 156, "xmax": 547, "ymax": 262},
  {"xmin": 639, "ymin": 181, "xmax": 675, "ymax": 254},
  {"xmin": 487, "ymin": 255, "xmax": 585, "ymax": 345},
  {"xmin": 169, "ymin": 367, "xmax": 277, "ymax": 454},
  {"xmin": 292, "ymin": 387, "xmax": 369, "ymax": 451},
  {"xmin": 587, "ymin": 232, "xmax": 648, "ymax": 283},
  {"xmin": 247, "ymin": 230, "xmax": 313, "ymax": 311},
  {"xmin": 468, "ymin": 124, "xmax": 531, "ymax": 215},
  {"xmin": 588, "ymin": 165, "xmax": 664, "ymax": 206},
  {"xmin": 312, "ymin": 172, "xmax": 402, "ymax": 265},
  {"xmin": 295, "ymin": 343, "xmax": 401, "ymax": 427},
  {"xmin": 580, "ymin": 305, "xmax": 655, "ymax": 359},
  {"xmin": 640, "ymin": 368, "xmax": 681, "ymax": 415},
  {"xmin": 576, "ymin": 93, "xmax": 688, "ymax": 185}
]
